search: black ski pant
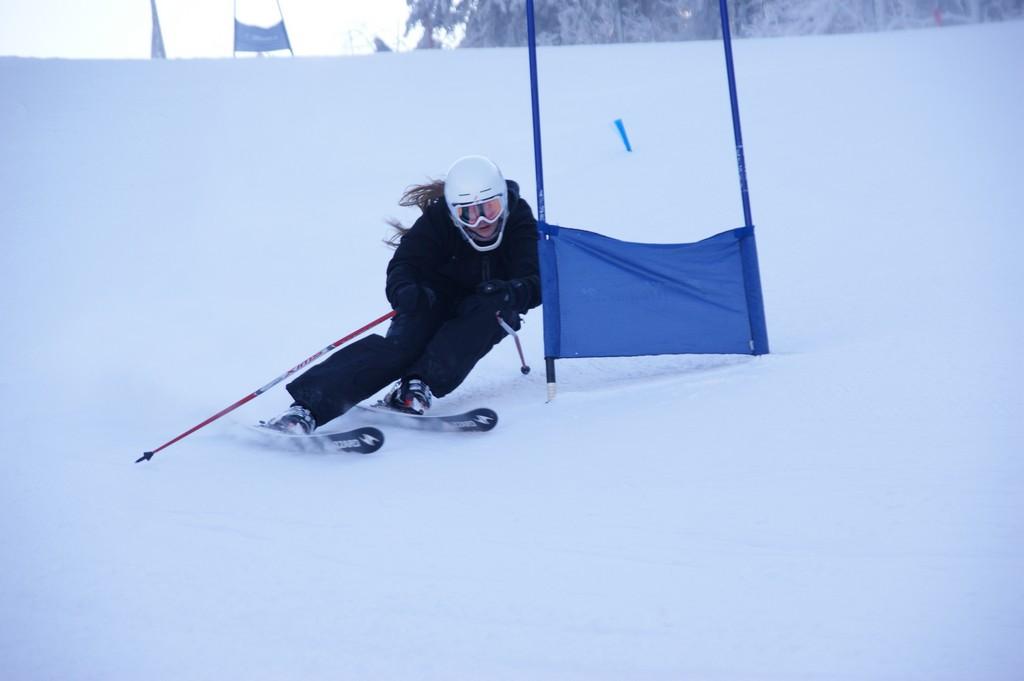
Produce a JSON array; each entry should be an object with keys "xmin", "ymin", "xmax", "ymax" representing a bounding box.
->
[{"xmin": 286, "ymin": 294, "xmax": 521, "ymax": 426}]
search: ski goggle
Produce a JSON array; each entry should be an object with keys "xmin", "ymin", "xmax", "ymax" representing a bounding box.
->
[{"xmin": 452, "ymin": 196, "xmax": 504, "ymax": 229}]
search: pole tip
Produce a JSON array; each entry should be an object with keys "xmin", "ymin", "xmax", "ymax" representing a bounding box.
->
[
  {"xmin": 135, "ymin": 451, "xmax": 154, "ymax": 464},
  {"xmin": 521, "ymin": 366, "xmax": 531, "ymax": 375}
]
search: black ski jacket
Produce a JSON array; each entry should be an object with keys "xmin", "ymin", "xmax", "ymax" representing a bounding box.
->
[{"xmin": 385, "ymin": 180, "xmax": 541, "ymax": 314}]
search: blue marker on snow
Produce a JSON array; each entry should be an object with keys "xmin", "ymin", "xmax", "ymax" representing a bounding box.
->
[{"xmin": 614, "ymin": 118, "xmax": 633, "ymax": 152}]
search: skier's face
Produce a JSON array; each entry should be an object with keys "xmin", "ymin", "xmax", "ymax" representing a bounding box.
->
[
  {"xmin": 454, "ymin": 196, "xmax": 503, "ymax": 229},
  {"xmin": 452, "ymin": 195, "xmax": 504, "ymax": 245},
  {"xmin": 467, "ymin": 218, "xmax": 501, "ymax": 242}
]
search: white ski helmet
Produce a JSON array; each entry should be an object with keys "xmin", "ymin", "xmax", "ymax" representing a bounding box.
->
[{"xmin": 444, "ymin": 155, "xmax": 509, "ymax": 252}]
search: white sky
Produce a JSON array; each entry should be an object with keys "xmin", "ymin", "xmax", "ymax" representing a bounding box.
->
[{"xmin": 0, "ymin": 0, "xmax": 418, "ymax": 58}]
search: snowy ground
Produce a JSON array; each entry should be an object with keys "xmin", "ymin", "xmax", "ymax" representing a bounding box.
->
[{"xmin": 1, "ymin": 20, "xmax": 1022, "ymax": 681}]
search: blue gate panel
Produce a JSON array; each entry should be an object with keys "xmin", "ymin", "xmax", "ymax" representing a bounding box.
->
[{"xmin": 540, "ymin": 224, "xmax": 763, "ymax": 358}]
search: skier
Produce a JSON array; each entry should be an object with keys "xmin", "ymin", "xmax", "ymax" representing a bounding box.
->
[{"xmin": 264, "ymin": 155, "xmax": 540, "ymax": 434}]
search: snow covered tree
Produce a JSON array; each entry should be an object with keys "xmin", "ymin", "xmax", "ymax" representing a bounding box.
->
[
  {"xmin": 458, "ymin": 0, "xmax": 723, "ymax": 46},
  {"xmin": 418, "ymin": 0, "xmax": 1023, "ymax": 47},
  {"xmin": 740, "ymin": 0, "xmax": 1022, "ymax": 34},
  {"xmin": 459, "ymin": 0, "xmax": 554, "ymax": 47},
  {"xmin": 931, "ymin": 0, "xmax": 1023, "ymax": 24},
  {"xmin": 406, "ymin": 0, "xmax": 469, "ymax": 48},
  {"xmin": 554, "ymin": 0, "xmax": 620, "ymax": 45},
  {"xmin": 738, "ymin": 0, "xmax": 871, "ymax": 37}
]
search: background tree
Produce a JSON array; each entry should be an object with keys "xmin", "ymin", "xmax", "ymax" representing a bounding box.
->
[
  {"xmin": 416, "ymin": 0, "xmax": 1024, "ymax": 47},
  {"xmin": 459, "ymin": 0, "xmax": 718, "ymax": 46},
  {"xmin": 738, "ymin": 0, "xmax": 869, "ymax": 37},
  {"xmin": 406, "ymin": 0, "xmax": 469, "ymax": 48},
  {"xmin": 459, "ymin": 0, "xmax": 556, "ymax": 47}
]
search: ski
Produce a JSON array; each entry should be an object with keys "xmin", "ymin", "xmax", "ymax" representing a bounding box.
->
[
  {"xmin": 355, "ymin": 404, "xmax": 498, "ymax": 433},
  {"xmin": 250, "ymin": 424, "xmax": 385, "ymax": 454}
]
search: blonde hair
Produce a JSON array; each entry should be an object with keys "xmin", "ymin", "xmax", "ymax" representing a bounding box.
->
[{"xmin": 385, "ymin": 179, "xmax": 445, "ymax": 248}]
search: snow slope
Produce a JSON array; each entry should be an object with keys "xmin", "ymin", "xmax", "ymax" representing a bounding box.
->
[{"xmin": 1, "ymin": 21, "xmax": 1022, "ymax": 681}]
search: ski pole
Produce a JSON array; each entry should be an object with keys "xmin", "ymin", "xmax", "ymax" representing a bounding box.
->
[
  {"xmin": 496, "ymin": 312, "xmax": 531, "ymax": 375},
  {"xmin": 137, "ymin": 310, "xmax": 396, "ymax": 463}
]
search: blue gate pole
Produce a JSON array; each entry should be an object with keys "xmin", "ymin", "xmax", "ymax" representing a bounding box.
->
[
  {"xmin": 526, "ymin": 0, "xmax": 546, "ymax": 222},
  {"xmin": 718, "ymin": 0, "xmax": 769, "ymax": 354},
  {"xmin": 718, "ymin": 0, "xmax": 752, "ymax": 228},
  {"xmin": 525, "ymin": 0, "xmax": 558, "ymax": 398}
]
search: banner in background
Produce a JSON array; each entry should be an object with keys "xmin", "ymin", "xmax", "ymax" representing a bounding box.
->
[{"xmin": 234, "ymin": 20, "xmax": 292, "ymax": 54}]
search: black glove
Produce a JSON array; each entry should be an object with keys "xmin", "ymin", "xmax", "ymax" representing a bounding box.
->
[
  {"xmin": 391, "ymin": 283, "xmax": 436, "ymax": 314},
  {"xmin": 476, "ymin": 279, "xmax": 529, "ymax": 311}
]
